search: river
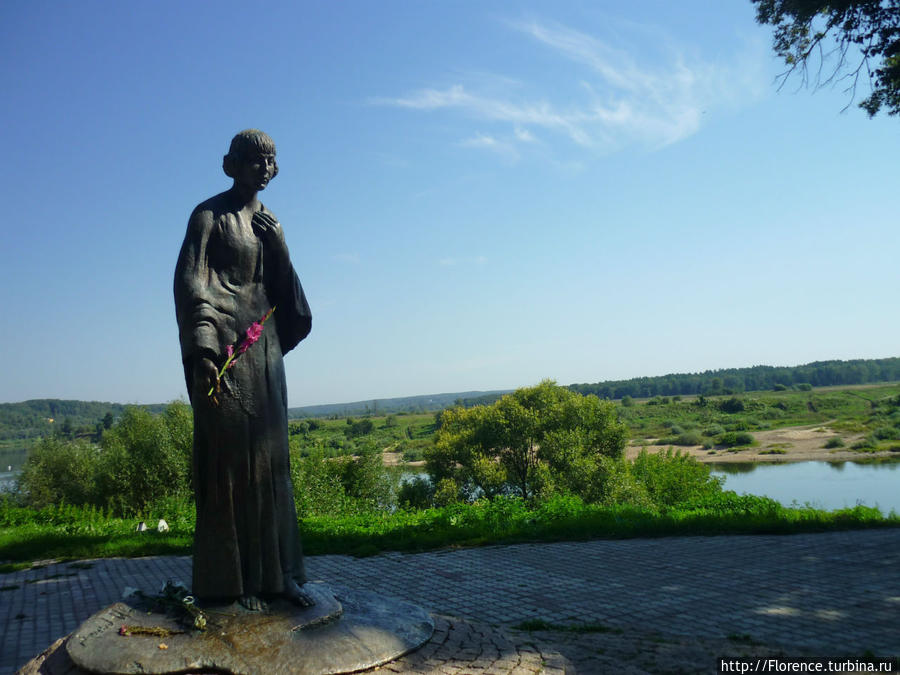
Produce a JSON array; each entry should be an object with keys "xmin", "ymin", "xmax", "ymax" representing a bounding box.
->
[{"xmin": 710, "ymin": 460, "xmax": 900, "ymax": 514}]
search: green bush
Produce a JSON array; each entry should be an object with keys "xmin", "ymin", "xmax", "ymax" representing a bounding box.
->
[
  {"xmin": 95, "ymin": 404, "xmax": 192, "ymax": 515},
  {"xmin": 344, "ymin": 419, "xmax": 374, "ymax": 439},
  {"xmin": 824, "ymin": 437, "xmax": 845, "ymax": 449},
  {"xmin": 631, "ymin": 450, "xmax": 723, "ymax": 507},
  {"xmin": 397, "ymin": 475, "xmax": 433, "ymax": 510},
  {"xmin": 291, "ymin": 441, "xmax": 395, "ymax": 518},
  {"xmin": 290, "ymin": 448, "xmax": 354, "ymax": 518},
  {"xmin": 17, "ymin": 437, "xmax": 100, "ymax": 508},
  {"xmin": 585, "ymin": 456, "xmax": 654, "ymax": 509},
  {"xmin": 17, "ymin": 402, "xmax": 193, "ymax": 516},
  {"xmin": 872, "ymin": 426, "xmax": 900, "ymax": 441},
  {"xmin": 716, "ymin": 431, "xmax": 755, "ymax": 447},
  {"xmin": 433, "ymin": 478, "xmax": 460, "ymax": 507},
  {"xmin": 674, "ymin": 430, "xmax": 703, "ymax": 446},
  {"xmin": 719, "ymin": 397, "xmax": 745, "ymax": 414},
  {"xmin": 703, "ymin": 424, "xmax": 726, "ymax": 437}
]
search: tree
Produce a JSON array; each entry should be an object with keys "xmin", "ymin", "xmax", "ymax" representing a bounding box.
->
[
  {"xmin": 427, "ymin": 380, "xmax": 627, "ymax": 501},
  {"xmin": 753, "ymin": 0, "xmax": 900, "ymax": 116}
]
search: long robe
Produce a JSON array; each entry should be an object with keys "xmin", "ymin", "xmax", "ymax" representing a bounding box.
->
[{"xmin": 174, "ymin": 192, "xmax": 311, "ymax": 601}]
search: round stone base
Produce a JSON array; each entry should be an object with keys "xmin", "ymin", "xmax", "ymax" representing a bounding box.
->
[
  {"xmin": 61, "ymin": 583, "xmax": 433, "ymax": 675},
  {"xmin": 19, "ymin": 615, "xmax": 570, "ymax": 675}
]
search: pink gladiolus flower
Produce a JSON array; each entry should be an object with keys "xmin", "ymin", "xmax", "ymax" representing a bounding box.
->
[
  {"xmin": 207, "ymin": 307, "xmax": 276, "ymax": 399},
  {"xmin": 246, "ymin": 321, "xmax": 264, "ymax": 343}
]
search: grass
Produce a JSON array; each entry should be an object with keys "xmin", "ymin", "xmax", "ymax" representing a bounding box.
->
[{"xmin": 3, "ymin": 493, "xmax": 897, "ymax": 565}]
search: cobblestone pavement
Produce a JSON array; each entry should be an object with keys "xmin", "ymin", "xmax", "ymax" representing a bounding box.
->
[{"xmin": 3, "ymin": 529, "xmax": 899, "ymax": 674}]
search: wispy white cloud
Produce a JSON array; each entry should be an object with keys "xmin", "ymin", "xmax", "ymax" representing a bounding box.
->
[
  {"xmin": 514, "ymin": 127, "xmax": 536, "ymax": 143},
  {"xmin": 372, "ymin": 17, "xmax": 766, "ymax": 158},
  {"xmin": 460, "ymin": 132, "xmax": 519, "ymax": 160}
]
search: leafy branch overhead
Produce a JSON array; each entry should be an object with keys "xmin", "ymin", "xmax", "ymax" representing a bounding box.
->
[{"xmin": 753, "ymin": 0, "xmax": 900, "ymax": 116}]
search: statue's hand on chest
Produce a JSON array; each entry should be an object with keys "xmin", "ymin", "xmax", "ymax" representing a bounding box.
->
[{"xmin": 251, "ymin": 211, "xmax": 290, "ymax": 270}]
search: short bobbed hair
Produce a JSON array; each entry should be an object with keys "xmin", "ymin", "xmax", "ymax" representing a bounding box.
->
[{"xmin": 222, "ymin": 129, "xmax": 278, "ymax": 179}]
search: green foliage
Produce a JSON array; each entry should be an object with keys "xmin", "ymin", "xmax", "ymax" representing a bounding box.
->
[
  {"xmin": 0, "ymin": 494, "xmax": 194, "ymax": 562},
  {"xmin": 429, "ymin": 380, "xmax": 627, "ymax": 501},
  {"xmin": 397, "ymin": 475, "xmax": 433, "ymax": 510},
  {"xmin": 716, "ymin": 431, "xmax": 756, "ymax": 448},
  {"xmin": 631, "ymin": 450, "xmax": 724, "ymax": 507},
  {"xmin": 290, "ymin": 448, "xmax": 353, "ymax": 518},
  {"xmin": 0, "ymin": 399, "xmax": 165, "ymax": 443},
  {"xmin": 289, "ymin": 441, "xmax": 395, "ymax": 518},
  {"xmin": 432, "ymin": 478, "xmax": 460, "ymax": 507},
  {"xmin": 570, "ymin": 357, "xmax": 900, "ymax": 401},
  {"xmin": 17, "ymin": 437, "xmax": 100, "ymax": 508},
  {"xmin": 583, "ymin": 456, "xmax": 654, "ymax": 509},
  {"xmin": 657, "ymin": 429, "xmax": 703, "ymax": 446},
  {"xmin": 753, "ymin": 0, "xmax": 900, "ymax": 117},
  {"xmin": 398, "ymin": 438, "xmax": 430, "ymax": 462},
  {"xmin": 95, "ymin": 404, "xmax": 192, "ymax": 515},
  {"xmin": 872, "ymin": 426, "xmax": 900, "ymax": 441},
  {"xmin": 824, "ymin": 436, "xmax": 845, "ymax": 448},
  {"xmin": 344, "ymin": 418, "xmax": 375, "ymax": 439},
  {"xmin": 718, "ymin": 397, "xmax": 745, "ymax": 414},
  {"xmin": 16, "ymin": 402, "xmax": 193, "ymax": 516}
]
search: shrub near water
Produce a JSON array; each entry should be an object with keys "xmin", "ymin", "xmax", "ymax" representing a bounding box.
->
[
  {"xmin": 631, "ymin": 449, "xmax": 724, "ymax": 507},
  {"xmin": 16, "ymin": 402, "xmax": 193, "ymax": 516}
]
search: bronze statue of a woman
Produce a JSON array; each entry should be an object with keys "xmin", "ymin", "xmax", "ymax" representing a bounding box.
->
[{"xmin": 174, "ymin": 130, "xmax": 313, "ymax": 610}]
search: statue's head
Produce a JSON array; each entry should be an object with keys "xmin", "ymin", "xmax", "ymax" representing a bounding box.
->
[{"xmin": 223, "ymin": 129, "xmax": 279, "ymax": 180}]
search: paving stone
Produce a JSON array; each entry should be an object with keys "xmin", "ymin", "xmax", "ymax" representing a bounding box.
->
[{"xmin": 6, "ymin": 529, "xmax": 900, "ymax": 673}]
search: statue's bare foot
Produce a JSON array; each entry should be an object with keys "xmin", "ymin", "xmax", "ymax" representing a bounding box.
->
[
  {"xmin": 283, "ymin": 577, "xmax": 315, "ymax": 607},
  {"xmin": 239, "ymin": 595, "xmax": 267, "ymax": 611}
]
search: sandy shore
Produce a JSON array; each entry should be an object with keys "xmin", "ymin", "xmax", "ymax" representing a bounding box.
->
[
  {"xmin": 382, "ymin": 423, "xmax": 899, "ymax": 467},
  {"xmin": 626, "ymin": 423, "xmax": 898, "ymax": 463}
]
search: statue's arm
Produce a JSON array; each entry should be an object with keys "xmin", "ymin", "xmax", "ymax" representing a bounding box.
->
[
  {"xmin": 174, "ymin": 209, "xmax": 221, "ymax": 396},
  {"xmin": 253, "ymin": 210, "xmax": 312, "ymax": 355}
]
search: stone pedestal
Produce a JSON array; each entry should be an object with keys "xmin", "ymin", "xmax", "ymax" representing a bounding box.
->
[{"xmin": 61, "ymin": 583, "xmax": 434, "ymax": 675}]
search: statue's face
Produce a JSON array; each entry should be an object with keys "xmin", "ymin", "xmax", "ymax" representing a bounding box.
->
[{"xmin": 236, "ymin": 151, "xmax": 276, "ymax": 192}]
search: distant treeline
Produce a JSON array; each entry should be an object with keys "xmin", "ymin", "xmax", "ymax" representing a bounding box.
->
[
  {"xmin": 3, "ymin": 357, "xmax": 898, "ymax": 437},
  {"xmin": 0, "ymin": 399, "xmax": 167, "ymax": 441},
  {"xmin": 288, "ymin": 390, "xmax": 509, "ymax": 419},
  {"xmin": 568, "ymin": 358, "xmax": 900, "ymax": 401},
  {"xmin": 452, "ymin": 358, "xmax": 900, "ymax": 408}
]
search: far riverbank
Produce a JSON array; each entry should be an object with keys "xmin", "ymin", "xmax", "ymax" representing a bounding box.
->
[{"xmin": 625, "ymin": 423, "xmax": 898, "ymax": 463}]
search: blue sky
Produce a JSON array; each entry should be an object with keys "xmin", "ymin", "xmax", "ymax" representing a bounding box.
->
[{"xmin": 1, "ymin": 1, "xmax": 897, "ymax": 407}]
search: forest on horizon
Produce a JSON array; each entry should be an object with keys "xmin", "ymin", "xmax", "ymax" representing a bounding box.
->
[{"xmin": 1, "ymin": 357, "xmax": 898, "ymax": 442}]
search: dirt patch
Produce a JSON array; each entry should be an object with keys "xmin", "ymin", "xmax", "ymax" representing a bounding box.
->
[
  {"xmin": 382, "ymin": 451, "xmax": 425, "ymax": 467},
  {"xmin": 625, "ymin": 423, "xmax": 894, "ymax": 464}
]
